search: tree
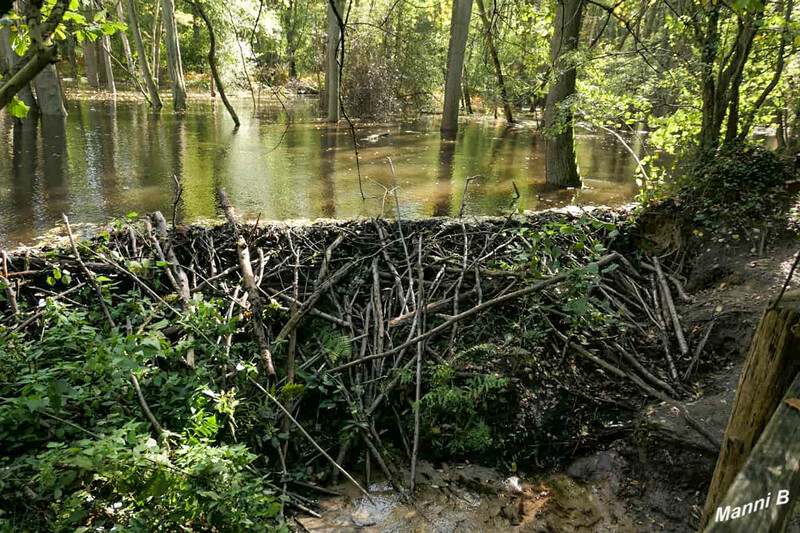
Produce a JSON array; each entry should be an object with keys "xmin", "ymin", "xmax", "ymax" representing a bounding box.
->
[
  {"xmin": 125, "ymin": 0, "xmax": 162, "ymax": 108},
  {"xmin": 99, "ymin": 32, "xmax": 116, "ymax": 94},
  {"xmin": 0, "ymin": 26, "xmax": 39, "ymax": 116},
  {"xmin": 475, "ymin": 0, "xmax": 513, "ymax": 123},
  {"xmin": 193, "ymin": 0, "xmax": 238, "ymax": 127},
  {"xmin": 441, "ymin": 0, "xmax": 473, "ymax": 136},
  {"xmin": 544, "ymin": 0, "xmax": 583, "ymax": 188},
  {"xmin": 115, "ymin": 0, "xmax": 135, "ymax": 72},
  {"xmin": 326, "ymin": 0, "xmax": 342, "ymax": 122},
  {"xmin": 0, "ymin": 0, "xmax": 69, "ymax": 112},
  {"xmin": 32, "ymin": 63, "xmax": 67, "ymax": 115},
  {"xmin": 161, "ymin": 0, "xmax": 187, "ymax": 110}
]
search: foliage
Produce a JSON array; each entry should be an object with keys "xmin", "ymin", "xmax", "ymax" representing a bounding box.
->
[
  {"xmin": 675, "ymin": 143, "xmax": 793, "ymax": 229},
  {"xmin": 419, "ymin": 360, "xmax": 509, "ymax": 455},
  {"xmin": 0, "ymin": 281, "xmax": 286, "ymax": 531}
]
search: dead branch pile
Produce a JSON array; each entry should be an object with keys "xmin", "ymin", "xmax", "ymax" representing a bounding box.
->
[{"xmin": 0, "ymin": 199, "xmax": 717, "ymax": 496}]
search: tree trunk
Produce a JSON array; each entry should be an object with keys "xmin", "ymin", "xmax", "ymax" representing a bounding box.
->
[
  {"xmin": 125, "ymin": 0, "xmax": 162, "ymax": 108},
  {"xmin": 326, "ymin": 0, "xmax": 342, "ymax": 122},
  {"xmin": 83, "ymin": 40, "xmax": 100, "ymax": 88},
  {"xmin": 475, "ymin": 0, "xmax": 513, "ymax": 123},
  {"xmin": 115, "ymin": 0, "xmax": 136, "ymax": 73},
  {"xmin": 151, "ymin": 0, "xmax": 162, "ymax": 85},
  {"xmin": 193, "ymin": 0, "xmax": 238, "ymax": 127},
  {"xmin": 100, "ymin": 34, "xmax": 116, "ymax": 94},
  {"xmin": 160, "ymin": 0, "xmax": 186, "ymax": 110},
  {"xmin": 700, "ymin": 291, "xmax": 800, "ymax": 530},
  {"xmin": 0, "ymin": 26, "xmax": 39, "ymax": 115},
  {"xmin": 441, "ymin": 0, "xmax": 473, "ymax": 136},
  {"xmin": 33, "ymin": 64, "xmax": 67, "ymax": 115},
  {"xmin": 544, "ymin": 0, "xmax": 583, "ymax": 187}
]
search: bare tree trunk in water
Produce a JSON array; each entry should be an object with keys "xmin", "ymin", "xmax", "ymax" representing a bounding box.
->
[
  {"xmin": 0, "ymin": 26, "xmax": 39, "ymax": 115},
  {"xmin": 125, "ymin": 0, "xmax": 162, "ymax": 108},
  {"xmin": 441, "ymin": 0, "xmax": 473, "ymax": 137},
  {"xmin": 151, "ymin": 0, "xmax": 162, "ymax": 85},
  {"xmin": 193, "ymin": 0, "xmax": 238, "ymax": 127},
  {"xmin": 115, "ymin": 1, "xmax": 136, "ymax": 72},
  {"xmin": 100, "ymin": 33, "xmax": 116, "ymax": 94},
  {"xmin": 326, "ymin": 0, "xmax": 341, "ymax": 122},
  {"xmin": 544, "ymin": 0, "xmax": 583, "ymax": 188},
  {"xmin": 33, "ymin": 65, "xmax": 67, "ymax": 115},
  {"xmin": 160, "ymin": 0, "xmax": 186, "ymax": 110},
  {"xmin": 475, "ymin": 0, "xmax": 513, "ymax": 123}
]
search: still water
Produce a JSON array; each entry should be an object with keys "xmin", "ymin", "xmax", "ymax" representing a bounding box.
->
[{"xmin": 0, "ymin": 96, "xmax": 641, "ymax": 247}]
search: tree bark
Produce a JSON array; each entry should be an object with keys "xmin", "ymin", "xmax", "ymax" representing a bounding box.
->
[
  {"xmin": 151, "ymin": 0, "xmax": 161, "ymax": 85},
  {"xmin": 700, "ymin": 291, "xmax": 800, "ymax": 530},
  {"xmin": 703, "ymin": 372, "xmax": 800, "ymax": 532},
  {"xmin": 544, "ymin": 0, "xmax": 583, "ymax": 187},
  {"xmin": 326, "ymin": 0, "xmax": 342, "ymax": 122},
  {"xmin": 115, "ymin": 0, "xmax": 136, "ymax": 72},
  {"xmin": 441, "ymin": 0, "xmax": 473, "ymax": 136},
  {"xmin": 100, "ymin": 33, "xmax": 116, "ymax": 94},
  {"xmin": 161, "ymin": 0, "xmax": 187, "ymax": 110},
  {"xmin": 475, "ymin": 0, "xmax": 513, "ymax": 123},
  {"xmin": 193, "ymin": 0, "xmax": 238, "ymax": 127},
  {"xmin": 125, "ymin": 0, "xmax": 162, "ymax": 108},
  {"xmin": 33, "ymin": 64, "xmax": 67, "ymax": 115},
  {"xmin": 83, "ymin": 39, "xmax": 100, "ymax": 88}
]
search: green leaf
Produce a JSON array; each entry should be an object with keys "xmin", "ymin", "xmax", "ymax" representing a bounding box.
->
[{"xmin": 8, "ymin": 96, "xmax": 30, "ymax": 118}]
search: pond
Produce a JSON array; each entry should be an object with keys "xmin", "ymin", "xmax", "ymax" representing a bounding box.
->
[{"xmin": 0, "ymin": 96, "xmax": 643, "ymax": 247}]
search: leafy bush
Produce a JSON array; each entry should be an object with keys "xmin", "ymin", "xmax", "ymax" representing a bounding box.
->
[{"xmin": 676, "ymin": 144, "xmax": 793, "ymax": 229}]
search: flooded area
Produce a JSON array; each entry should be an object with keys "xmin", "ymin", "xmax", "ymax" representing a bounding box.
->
[{"xmin": 0, "ymin": 96, "xmax": 642, "ymax": 247}]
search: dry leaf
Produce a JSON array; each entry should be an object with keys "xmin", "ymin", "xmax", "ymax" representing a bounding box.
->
[{"xmin": 784, "ymin": 398, "xmax": 800, "ymax": 411}]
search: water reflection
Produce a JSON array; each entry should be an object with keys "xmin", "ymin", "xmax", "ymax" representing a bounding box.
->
[{"xmin": 0, "ymin": 97, "xmax": 641, "ymax": 247}]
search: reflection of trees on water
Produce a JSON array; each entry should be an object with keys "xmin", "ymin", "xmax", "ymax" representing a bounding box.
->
[{"xmin": 319, "ymin": 125, "xmax": 338, "ymax": 218}]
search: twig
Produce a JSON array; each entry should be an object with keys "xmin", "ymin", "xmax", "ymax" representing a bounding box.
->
[
  {"xmin": 130, "ymin": 372, "xmax": 165, "ymax": 437},
  {"xmin": 684, "ymin": 320, "xmax": 715, "ymax": 381},
  {"xmin": 410, "ymin": 235, "xmax": 424, "ymax": 492},
  {"xmin": 62, "ymin": 214, "xmax": 116, "ymax": 329},
  {"xmin": 653, "ymin": 256, "xmax": 689, "ymax": 360}
]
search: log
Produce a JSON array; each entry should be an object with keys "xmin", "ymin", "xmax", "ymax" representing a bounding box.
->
[
  {"xmin": 700, "ymin": 290, "xmax": 800, "ymax": 530},
  {"xmin": 703, "ymin": 371, "xmax": 800, "ymax": 532}
]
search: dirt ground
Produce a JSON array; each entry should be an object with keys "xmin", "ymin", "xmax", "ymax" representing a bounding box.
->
[{"xmin": 540, "ymin": 233, "xmax": 800, "ymax": 532}]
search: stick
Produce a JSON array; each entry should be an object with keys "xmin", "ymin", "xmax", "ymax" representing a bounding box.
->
[
  {"xmin": 247, "ymin": 376, "xmax": 372, "ymax": 501},
  {"xmin": 328, "ymin": 253, "xmax": 621, "ymax": 373},
  {"xmin": 653, "ymin": 256, "xmax": 689, "ymax": 358},
  {"xmin": 218, "ymin": 188, "xmax": 276, "ymax": 376},
  {"xmin": 684, "ymin": 319, "xmax": 715, "ymax": 381},
  {"xmin": 410, "ymin": 236, "xmax": 424, "ymax": 492},
  {"xmin": 130, "ymin": 372, "xmax": 165, "ymax": 437},
  {"xmin": 152, "ymin": 211, "xmax": 195, "ymax": 367},
  {"xmin": 62, "ymin": 214, "xmax": 116, "ymax": 329}
]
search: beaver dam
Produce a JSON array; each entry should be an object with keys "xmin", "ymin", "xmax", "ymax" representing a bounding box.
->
[{"xmin": 0, "ymin": 193, "xmax": 735, "ymax": 531}]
